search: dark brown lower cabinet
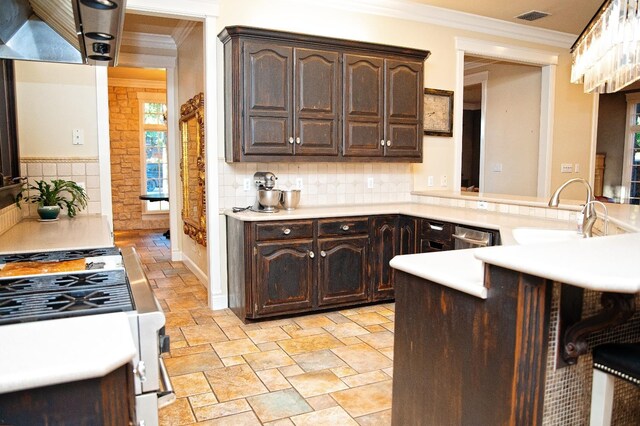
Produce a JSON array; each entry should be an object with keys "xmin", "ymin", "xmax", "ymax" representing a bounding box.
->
[
  {"xmin": 0, "ymin": 364, "xmax": 134, "ymax": 425},
  {"xmin": 317, "ymin": 235, "xmax": 369, "ymax": 306},
  {"xmin": 370, "ymin": 215, "xmax": 400, "ymax": 300},
  {"xmin": 255, "ymin": 239, "xmax": 314, "ymax": 316}
]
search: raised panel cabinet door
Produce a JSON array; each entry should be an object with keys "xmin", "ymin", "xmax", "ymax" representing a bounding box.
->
[
  {"xmin": 385, "ymin": 59, "xmax": 423, "ymax": 158},
  {"xmin": 294, "ymin": 48, "xmax": 340, "ymax": 156},
  {"xmin": 398, "ymin": 215, "xmax": 417, "ymax": 255},
  {"xmin": 243, "ymin": 42, "xmax": 294, "ymax": 156},
  {"xmin": 317, "ymin": 236, "xmax": 369, "ymax": 307},
  {"xmin": 343, "ymin": 54, "xmax": 384, "ymax": 157},
  {"xmin": 370, "ymin": 215, "xmax": 399, "ymax": 300},
  {"xmin": 254, "ymin": 240, "xmax": 314, "ymax": 315}
]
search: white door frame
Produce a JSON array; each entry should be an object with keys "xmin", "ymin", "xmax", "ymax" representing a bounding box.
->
[
  {"xmin": 454, "ymin": 37, "xmax": 558, "ymax": 197},
  {"xmin": 463, "ymin": 71, "xmax": 488, "ymax": 191}
]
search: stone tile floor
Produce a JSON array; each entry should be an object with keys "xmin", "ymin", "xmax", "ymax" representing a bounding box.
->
[{"xmin": 115, "ymin": 230, "xmax": 394, "ymax": 425}]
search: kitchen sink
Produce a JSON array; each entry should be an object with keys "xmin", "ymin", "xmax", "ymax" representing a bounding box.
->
[{"xmin": 511, "ymin": 227, "xmax": 585, "ymax": 245}]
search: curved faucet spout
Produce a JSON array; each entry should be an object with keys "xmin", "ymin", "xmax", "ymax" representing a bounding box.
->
[{"xmin": 548, "ymin": 178, "xmax": 596, "ymax": 237}]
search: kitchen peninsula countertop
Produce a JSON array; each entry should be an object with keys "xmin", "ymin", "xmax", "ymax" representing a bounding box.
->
[{"xmin": 0, "ymin": 214, "xmax": 113, "ymax": 254}]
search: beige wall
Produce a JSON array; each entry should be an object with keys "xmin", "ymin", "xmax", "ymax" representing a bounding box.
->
[
  {"xmin": 14, "ymin": 61, "xmax": 99, "ymax": 158},
  {"xmin": 217, "ymin": 0, "xmax": 595, "ymax": 201},
  {"xmin": 475, "ymin": 62, "xmax": 541, "ymax": 196},
  {"xmin": 177, "ymin": 22, "xmax": 208, "ymax": 276}
]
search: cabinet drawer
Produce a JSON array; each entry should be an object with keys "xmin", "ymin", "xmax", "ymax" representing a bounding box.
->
[
  {"xmin": 419, "ymin": 238, "xmax": 453, "ymax": 253},
  {"xmin": 317, "ymin": 217, "xmax": 368, "ymax": 237},
  {"xmin": 420, "ymin": 219, "xmax": 453, "ymax": 241},
  {"xmin": 255, "ymin": 221, "xmax": 314, "ymax": 241}
]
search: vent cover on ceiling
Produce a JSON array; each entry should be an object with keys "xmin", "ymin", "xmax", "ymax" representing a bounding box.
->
[{"xmin": 515, "ymin": 10, "xmax": 550, "ymax": 21}]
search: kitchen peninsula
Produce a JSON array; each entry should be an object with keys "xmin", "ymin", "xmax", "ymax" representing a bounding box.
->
[{"xmin": 388, "ymin": 202, "xmax": 640, "ymax": 425}]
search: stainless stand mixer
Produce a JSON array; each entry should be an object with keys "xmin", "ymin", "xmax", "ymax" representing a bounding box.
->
[{"xmin": 250, "ymin": 171, "xmax": 281, "ymax": 213}]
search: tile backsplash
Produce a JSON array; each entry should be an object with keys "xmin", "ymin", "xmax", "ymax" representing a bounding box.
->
[
  {"xmin": 20, "ymin": 158, "xmax": 102, "ymax": 217},
  {"xmin": 218, "ymin": 160, "xmax": 414, "ymax": 210}
]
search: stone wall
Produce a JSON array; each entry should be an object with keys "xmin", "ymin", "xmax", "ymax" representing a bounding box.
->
[{"xmin": 108, "ymin": 85, "xmax": 168, "ymax": 231}]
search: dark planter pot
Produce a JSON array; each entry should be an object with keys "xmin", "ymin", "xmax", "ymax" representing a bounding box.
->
[{"xmin": 37, "ymin": 205, "xmax": 61, "ymax": 220}]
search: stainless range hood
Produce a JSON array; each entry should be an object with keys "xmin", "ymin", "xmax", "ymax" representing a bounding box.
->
[{"xmin": 0, "ymin": 0, "xmax": 126, "ymax": 66}]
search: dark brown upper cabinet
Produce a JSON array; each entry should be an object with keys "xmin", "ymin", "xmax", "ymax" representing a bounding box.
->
[{"xmin": 219, "ymin": 26, "xmax": 430, "ymax": 163}]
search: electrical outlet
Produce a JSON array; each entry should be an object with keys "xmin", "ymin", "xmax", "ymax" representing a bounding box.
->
[
  {"xmin": 492, "ymin": 163, "xmax": 503, "ymax": 172},
  {"xmin": 477, "ymin": 201, "xmax": 488, "ymax": 210},
  {"xmin": 561, "ymin": 163, "xmax": 573, "ymax": 173},
  {"xmin": 243, "ymin": 178, "xmax": 251, "ymax": 191},
  {"xmin": 367, "ymin": 177, "xmax": 374, "ymax": 189},
  {"xmin": 574, "ymin": 163, "xmax": 580, "ymax": 173},
  {"xmin": 427, "ymin": 176, "xmax": 434, "ymax": 187},
  {"xmin": 440, "ymin": 175, "xmax": 447, "ymax": 187},
  {"xmin": 295, "ymin": 178, "xmax": 303, "ymax": 190},
  {"xmin": 72, "ymin": 129, "xmax": 84, "ymax": 145}
]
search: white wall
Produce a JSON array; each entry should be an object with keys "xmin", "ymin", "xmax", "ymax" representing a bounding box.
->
[
  {"xmin": 15, "ymin": 61, "xmax": 99, "ymax": 158},
  {"xmin": 479, "ymin": 62, "xmax": 541, "ymax": 196}
]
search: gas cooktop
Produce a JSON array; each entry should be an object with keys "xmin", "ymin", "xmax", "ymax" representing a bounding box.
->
[{"xmin": 0, "ymin": 247, "xmax": 135, "ymax": 326}]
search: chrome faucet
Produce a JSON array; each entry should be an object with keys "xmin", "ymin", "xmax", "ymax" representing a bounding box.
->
[{"xmin": 548, "ymin": 178, "xmax": 596, "ymax": 237}]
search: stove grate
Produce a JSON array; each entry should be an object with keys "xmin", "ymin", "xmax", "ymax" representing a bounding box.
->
[
  {"xmin": 0, "ymin": 270, "xmax": 128, "ymax": 296},
  {"xmin": 0, "ymin": 247, "xmax": 121, "ymax": 264}
]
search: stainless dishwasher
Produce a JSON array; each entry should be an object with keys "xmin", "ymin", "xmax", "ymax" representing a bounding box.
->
[{"xmin": 452, "ymin": 225, "xmax": 494, "ymax": 249}]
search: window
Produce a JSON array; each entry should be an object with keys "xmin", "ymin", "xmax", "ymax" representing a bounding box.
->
[
  {"xmin": 138, "ymin": 92, "xmax": 168, "ymax": 212},
  {"xmin": 624, "ymin": 93, "xmax": 640, "ymax": 205}
]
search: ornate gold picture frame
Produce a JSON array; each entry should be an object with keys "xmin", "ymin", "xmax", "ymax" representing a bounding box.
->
[
  {"xmin": 423, "ymin": 88, "xmax": 454, "ymax": 137},
  {"xmin": 180, "ymin": 92, "xmax": 206, "ymax": 246}
]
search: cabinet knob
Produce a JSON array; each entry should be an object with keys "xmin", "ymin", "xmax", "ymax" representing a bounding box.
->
[
  {"xmin": 295, "ymin": 137, "xmax": 301, "ymax": 144},
  {"xmin": 380, "ymin": 139, "xmax": 385, "ymax": 146},
  {"xmin": 386, "ymin": 140, "xmax": 391, "ymax": 146},
  {"xmin": 283, "ymin": 228, "xmax": 291, "ymax": 235},
  {"xmin": 134, "ymin": 361, "xmax": 147, "ymax": 382},
  {"xmin": 320, "ymin": 250, "xmax": 326, "ymax": 257},
  {"xmin": 288, "ymin": 137, "xmax": 294, "ymax": 144},
  {"xmin": 341, "ymin": 225, "xmax": 350, "ymax": 231},
  {"xmin": 309, "ymin": 250, "xmax": 315, "ymax": 258}
]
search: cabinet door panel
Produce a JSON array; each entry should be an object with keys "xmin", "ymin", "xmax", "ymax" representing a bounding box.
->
[
  {"xmin": 317, "ymin": 236, "xmax": 369, "ymax": 306},
  {"xmin": 243, "ymin": 42, "xmax": 293, "ymax": 155},
  {"xmin": 370, "ymin": 216, "xmax": 399, "ymax": 300},
  {"xmin": 399, "ymin": 216, "xmax": 417, "ymax": 255},
  {"xmin": 295, "ymin": 48, "xmax": 340, "ymax": 156},
  {"xmin": 343, "ymin": 55, "xmax": 384, "ymax": 157},
  {"xmin": 255, "ymin": 240, "xmax": 314, "ymax": 315},
  {"xmin": 385, "ymin": 60, "xmax": 422, "ymax": 158}
]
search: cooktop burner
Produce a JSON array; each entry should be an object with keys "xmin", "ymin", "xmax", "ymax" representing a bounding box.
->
[
  {"xmin": 0, "ymin": 247, "xmax": 121, "ymax": 264},
  {"xmin": 0, "ymin": 248, "xmax": 134, "ymax": 326}
]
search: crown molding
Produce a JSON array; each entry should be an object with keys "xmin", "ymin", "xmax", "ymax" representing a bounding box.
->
[
  {"xmin": 172, "ymin": 20, "xmax": 198, "ymax": 48},
  {"xmin": 456, "ymin": 37, "xmax": 559, "ymax": 66},
  {"xmin": 298, "ymin": 0, "xmax": 576, "ymax": 48},
  {"xmin": 109, "ymin": 78, "xmax": 166, "ymax": 89},
  {"xmin": 118, "ymin": 52, "xmax": 177, "ymax": 69},
  {"xmin": 121, "ymin": 31, "xmax": 176, "ymax": 52},
  {"xmin": 127, "ymin": 0, "xmax": 219, "ymax": 17}
]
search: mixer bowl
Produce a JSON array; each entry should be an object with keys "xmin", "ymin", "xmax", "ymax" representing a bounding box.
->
[
  {"xmin": 280, "ymin": 190, "xmax": 301, "ymax": 210},
  {"xmin": 257, "ymin": 189, "xmax": 282, "ymax": 210}
]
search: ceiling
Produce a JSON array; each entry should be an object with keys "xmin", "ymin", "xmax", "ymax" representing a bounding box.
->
[{"xmin": 410, "ymin": 0, "xmax": 602, "ymax": 34}]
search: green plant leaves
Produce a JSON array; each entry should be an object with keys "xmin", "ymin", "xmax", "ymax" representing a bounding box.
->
[{"xmin": 16, "ymin": 179, "xmax": 89, "ymax": 218}]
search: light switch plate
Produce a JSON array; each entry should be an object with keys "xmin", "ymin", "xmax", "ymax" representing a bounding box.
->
[
  {"xmin": 243, "ymin": 178, "xmax": 251, "ymax": 191},
  {"xmin": 367, "ymin": 177, "xmax": 374, "ymax": 189},
  {"xmin": 427, "ymin": 176, "xmax": 434, "ymax": 187},
  {"xmin": 561, "ymin": 163, "xmax": 573, "ymax": 173}
]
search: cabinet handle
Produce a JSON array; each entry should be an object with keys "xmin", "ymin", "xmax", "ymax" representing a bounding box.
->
[
  {"xmin": 283, "ymin": 228, "xmax": 291, "ymax": 235},
  {"xmin": 341, "ymin": 225, "xmax": 350, "ymax": 231},
  {"xmin": 380, "ymin": 139, "xmax": 385, "ymax": 146},
  {"xmin": 386, "ymin": 140, "xmax": 391, "ymax": 147},
  {"xmin": 134, "ymin": 361, "xmax": 147, "ymax": 382},
  {"xmin": 295, "ymin": 137, "xmax": 301, "ymax": 144},
  {"xmin": 309, "ymin": 251, "xmax": 315, "ymax": 258},
  {"xmin": 288, "ymin": 137, "xmax": 294, "ymax": 144},
  {"xmin": 320, "ymin": 250, "xmax": 326, "ymax": 257},
  {"xmin": 428, "ymin": 224, "xmax": 444, "ymax": 231}
]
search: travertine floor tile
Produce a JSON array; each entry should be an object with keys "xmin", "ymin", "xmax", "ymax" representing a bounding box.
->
[
  {"xmin": 348, "ymin": 312, "xmax": 391, "ymax": 326},
  {"xmin": 357, "ymin": 331, "xmax": 394, "ymax": 349},
  {"xmin": 246, "ymin": 327, "xmax": 292, "ymax": 344},
  {"xmin": 306, "ymin": 394, "xmax": 338, "ymax": 411},
  {"xmin": 165, "ymin": 294, "xmax": 206, "ymax": 311},
  {"xmin": 341, "ymin": 370, "xmax": 389, "ymax": 388},
  {"xmin": 158, "ymin": 397, "xmax": 196, "ymax": 426},
  {"xmin": 193, "ymin": 398, "xmax": 251, "ymax": 422},
  {"xmin": 291, "ymin": 406, "xmax": 359, "ymax": 426},
  {"xmin": 264, "ymin": 419, "xmax": 295, "ymax": 426},
  {"xmin": 172, "ymin": 372, "xmax": 211, "ymax": 398},
  {"xmin": 294, "ymin": 315, "xmax": 336, "ymax": 329},
  {"xmin": 355, "ymin": 408, "xmax": 392, "ymax": 425},
  {"xmin": 205, "ymin": 364, "xmax": 268, "ymax": 402},
  {"xmin": 330, "ymin": 380, "xmax": 392, "ymax": 418},
  {"xmin": 323, "ymin": 322, "xmax": 369, "ymax": 339},
  {"xmin": 189, "ymin": 392, "xmax": 218, "ymax": 408},
  {"xmin": 244, "ymin": 349, "xmax": 296, "ymax": 371},
  {"xmin": 292, "ymin": 350, "xmax": 347, "ymax": 372},
  {"xmin": 164, "ymin": 351, "xmax": 223, "ymax": 376},
  {"xmin": 331, "ymin": 343, "xmax": 392, "ymax": 373},
  {"xmin": 247, "ymin": 388, "xmax": 312, "ymax": 423},
  {"xmin": 287, "ymin": 370, "xmax": 348, "ymax": 398},
  {"xmin": 212, "ymin": 338, "xmax": 260, "ymax": 358},
  {"xmin": 196, "ymin": 410, "xmax": 262, "ymax": 425},
  {"xmin": 222, "ymin": 325, "xmax": 248, "ymax": 340},
  {"xmin": 256, "ymin": 368, "xmax": 292, "ymax": 391},
  {"xmin": 278, "ymin": 334, "xmax": 343, "ymax": 356},
  {"xmin": 221, "ymin": 355, "xmax": 246, "ymax": 367},
  {"xmin": 181, "ymin": 323, "xmax": 229, "ymax": 346}
]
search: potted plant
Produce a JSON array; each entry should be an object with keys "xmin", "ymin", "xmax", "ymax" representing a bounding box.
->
[{"xmin": 17, "ymin": 179, "xmax": 88, "ymax": 220}]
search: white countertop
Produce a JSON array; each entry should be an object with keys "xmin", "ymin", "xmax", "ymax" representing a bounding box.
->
[
  {"xmin": 0, "ymin": 312, "xmax": 136, "ymax": 394},
  {"xmin": 0, "ymin": 215, "xmax": 113, "ymax": 254}
]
